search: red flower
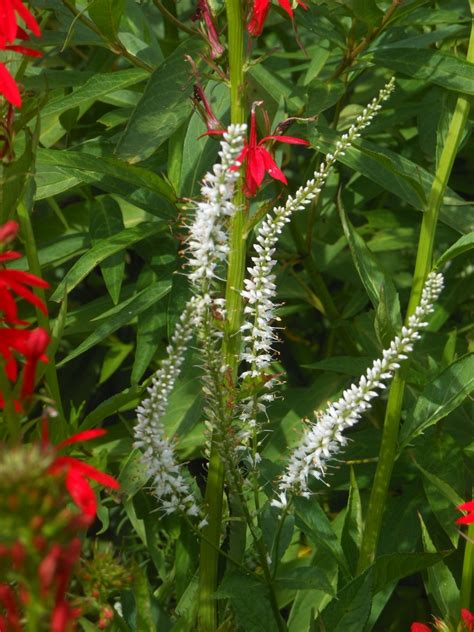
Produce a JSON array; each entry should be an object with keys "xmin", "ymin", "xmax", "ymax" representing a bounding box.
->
[
  {"xmin": 192, "ymin": 0, "xmax": 224, "ymax": 59},
  {"xmin": 0, "ymin": 327, "xmax": 49, "ymax": 405},
  {"xmin": 410, "ymin": 624, "xmax": 431, "ymax": 632},
  {"xmin": 0, "ymin": 43, "xmax": 42, "ymax": 108},
  {"xmin": 247, "ymin": 0, "xmax": 307, "ymax": 37},
  {"xmin": 0, "ymin": 62, "xmax": 21, "ymax": 108},
  {"xmin": 457, "ymin": 500, "xmax": 474, "ymax": 525},
  {"xmin": 38, "ymin": 539, "xmax": 82, "ymax": 632},
  {"xmin": 0, "ymin": 584, "xmax": 21, "ymax": 632},
  {"xmin": 0, "ymin": 2, "xmax": 42, "ymax": 108},
  {"xmin": 0, "ymin": 250, "xmax": 49, "ymax": 324},
  {"xmin": 51, "ymin": 601, "xmax": 81, "ymax": 632},
  {"xmin": 192, "ymin": 83, "xmax": 222, "ymax": 133},
  {"xmin": 462, "ymin": 609, "xmax": 474, "ymax": 632},
  {"xmin": 237, "ymin": 104, "xmax": 309, "ymax": 197},
  {"xmin": 0, "ymin": 220, "xmax": 18, "ymax": 245},
  {"xmin": 46, "ymin": 428, "xmax": 120, "ymax": 522},
  {"xmin": 0, "ymin": 0, "xmax": 41, "ymax": 48}
]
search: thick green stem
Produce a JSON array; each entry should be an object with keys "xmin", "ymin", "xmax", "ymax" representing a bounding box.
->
[
  {"xmin": 198, "ymin": 0, "xmax": 246, "ymax": 628},
  {"xmin": 357, "ymin": 22, "xmax": 474, "ymax": 574},
  {"xmin": 16, "ymin": 200, "xmax": 65, "ymax": 420},
  {"xmin": 460, "ymin": 510, "xmax": 474, "ymax": 610}
]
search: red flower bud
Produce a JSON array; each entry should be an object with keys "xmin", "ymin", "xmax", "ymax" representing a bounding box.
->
[{"xmin": 0, "ymin": 221, "xmax": 18, "ymax": 246}]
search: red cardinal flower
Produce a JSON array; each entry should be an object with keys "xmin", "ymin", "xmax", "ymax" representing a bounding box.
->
[
  {"xmin": 0, "ymin": 62, "xmax": 22, "ymax": 108},
  {"xmin": 0, "ymin": 584, "xmax": 22, "ymax": 632},
  {"xmin": 411, "ymin": 624, "xmax": 431, "ymax": 632},
  {"xmin": 0, "ymin": 0, "xmax": 41, "ymax": 47},
  {"xmin": 0, "ymin": 326, "xmax": 49, "ymax": 407},
  {"xmin": 0, "ymin": 42, "xmax": 42, "ymax": 108},
  {"xmin": 237, "ymin": 103, "xmax": 309, "ymax": 197},
  {"xmin": 456, "ymin": 500, "xmax": 474, "ymax": 524},
  {"xmin": 46, "ymin": 428, "xmax": 120, "ymax": 523},
  {"xmin": 0, "ymin": 2, "xmax": 42, "ymax": 108},
  {"xmin": 462, "ymin": 609, "xmax": 474, "ymax": 632},
  {"xmin": 247, "ymin": 0, "xmax": 307, "ymax": 37},
  {"xmin": 0, "ymin": 219, "xmax": 18, "ymax": 245},
  {"xmin": 192, "ymin": 83, "xmax": 222, "ymax": 133},
  {"xmin": 0, "ymin": 252, "xmax": 49, "ymax": 324},
  {"xmin": 192, "ymin": 0, "xmax": 224, "ymax": 59}
]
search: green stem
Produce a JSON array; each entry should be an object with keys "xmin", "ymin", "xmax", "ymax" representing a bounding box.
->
[
  {"xmin": 0, "ymin": 361, "xmax": 18, "ymax": 441},
  {"xmin": 330, "ymin": 0, "xmax": 401, "ymax": 80},
  {"xmin": 460, "ymin": 513, "xmax": 474, "ymax": 610},
  {"xmin": 16, "ymin": 200, "xmax": 65, "ymax": 420},
  {"xmin": 153, "ymin": 0, "xmax": 199, "ymax": 37},
  {"xmin": 197, "ymin": 0, "xmax": 246, "ymax": 627},
  {"xmin": 62, "ymin": 0, "xmax": 154, "ymax": 71},
  {"xmin": 357, "ymin": 21, "xmax": 474, "ymax": 574},
  {"xmin": 226, "ymin": 456, "xmax": 287, "ymax": 632}
]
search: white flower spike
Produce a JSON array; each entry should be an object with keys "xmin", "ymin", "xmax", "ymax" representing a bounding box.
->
[
  {"xmin": 240, "ymin": 78, "xmax": 395, "ymax": 378},
  {"xmin": 273, "ymin": 272, "xmax": 444, "ymax": 508},
  {"xmin": 133, "ymin": 124, "xmax": 246, "ymax": 518}
]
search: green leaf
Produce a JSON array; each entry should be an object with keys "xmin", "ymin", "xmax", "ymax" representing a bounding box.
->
[
  {"xmin": 133, "ymin": 565, "xmax": 155, "ymax": 630},
  {"xmin": 261, "ymin": 504, "xmax": 295, "ymax": 567},
  {"xmin": 316, "ymin": 132, "xmax": 474, "ymax": 234},
  {"xmin": 339, "ymin": 199, "xmax": 399, "ymax": 331},
  {"xmin": 303, "ymin": 42, "xmax": 331, "ymax": 85},
  {"xmin": 119, "ymin": 450, "xmax": 149, "ymax": 499},
  {"xmin": 419, "ymin": 515, "xmax": 459, "ymax": 620},
  {"xmin": 275, "ymin": 566, "xmax": 335, "ymax": 595},
  {"xmin": 131, "ymin": 271, "xmax": 167, "ymax": 384},
  {"xmin": 90, "ymin": 197, "xmax": 125, "ymax": 304},
  {"xmin": 88, "ymin": 0, "xmax": 125, "ymax": 40},
  {"xmin": 369, "ymin": 48, "xmax": 474, "ymax": 95},
  {"xmin": 216, "ymin": 572, "xmax": 276, "ymax": 632},
  {"xmin": 351, "ymin": 0, "xmax": 383, "ymax": 27},
  {"xmin": 303, "ymin": 356, "xmax": 373, "ymax": 375},
  {"xmin": 321, "ymin": 548, "xmax": 444, "ymax": 631},
  {"xmin": 99, "ymin": 340, "xmax": 133, "ymax": 383},
  {"xmin": 0, "ymin": 140, "xmax": 33, "ymax": 223},
  {"xmin": 116, "ymin": 38, "xmax": 205, "ymax": 163},
  {"xmin": 288, "ymin": 549, "xmax": 338, "ymax": 632},
  {"xmin": 374, "ymin": 280, "xmax": 401, "ymax": 347},
  {"xmin": 341, "ymin": 468, "xmax": 363, "ymax": 575},
  {"xmin": 414, "ymin": 461, "xmax": 464, "ymax": 509},
  {"xmin": 59, "ymin": 280, "xmax": 171, "ymax": 365},
  {"xmin": 307, "ymin": 80, "xmax": 345, "ymax": 114},
  {"xmin": 320, "ymin": 568, "xmax": 373, "ymax": 632},
  {"xmin": 399, "ymin": 354, "xmax": 474, "ymax": 447},
  {"xmin": 81, "ymin": 384, "xmax": 145, "ymax": 430},
  {"xmin": 417, "ymin": 434, "xmax": 463, "ymax": 546},
  {"xmin": 36, "ymin": 149, "xmax": 175, "ymax": 201},
  {"xmin": 248, "ymin": 62, "xmax": 305, "ymax": 112},
  {"xmin": 372, "ymin": 551, "xmax": 445, "ymax": 593},
  {"xmin": 436, "ymin": 231, "xmax": 474, "ymax": 267},
  {"xmin": 42, "ymin": 68, "xmax": 148, "ymax": 117},
  {"xmin": 50, "ymin": 222, "xmax": 165, "ymax": 301},
  {"xmin": 294, "ymin": 497, "xmax": 351, "ymax": 579}
]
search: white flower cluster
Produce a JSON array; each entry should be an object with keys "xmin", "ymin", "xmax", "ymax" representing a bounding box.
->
[
  {"xmin": 240, "ymin": 78, "xmax": 395, "ymax": 378},
  {"xmin": 134, "ymin": 297, "xmax": 204, "ymax": 517},
  {"xmin": 272, "ymin": 272, "xmax": 444, "ymax": 509},
  {"xmin": 188, "ymin": 124, "xmax": 247, "ymax": 285},
  {"xmin": 133, "ymin": 125, "xmax": 246, "ymax": 519}
]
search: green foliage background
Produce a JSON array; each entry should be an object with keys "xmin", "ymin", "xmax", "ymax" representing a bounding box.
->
[{"xmin": 2, "ymin": 0, "xmax": 474, "ymax": 629}]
